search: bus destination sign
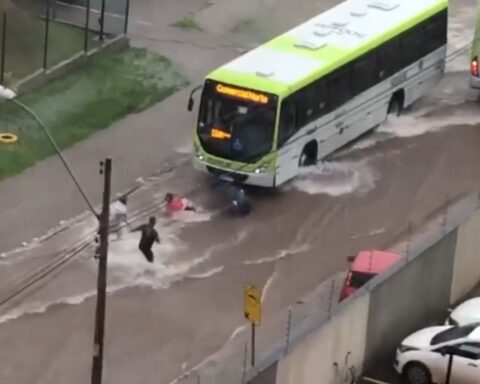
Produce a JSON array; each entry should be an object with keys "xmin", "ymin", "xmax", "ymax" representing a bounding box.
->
[{"xmin": 215, "ymin": 83, "xmax": 269, "ymax": 104}]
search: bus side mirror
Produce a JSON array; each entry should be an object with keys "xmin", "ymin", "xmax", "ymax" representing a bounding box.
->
[
  {"xmin": 347, "ymin": 256, "xmax": 355, "ymax": 263},
  {"xmin": 187, "ymin": 98, "xmax": 194, "ymax": 112}
]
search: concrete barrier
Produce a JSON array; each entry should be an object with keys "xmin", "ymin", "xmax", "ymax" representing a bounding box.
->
[
  {"xmin": 275, "ymin": 294, "xmax": 370, "ymax": 384},
  {"xmin": 450, "ymin": 211, "xmax": 480, "ymax": 304}
]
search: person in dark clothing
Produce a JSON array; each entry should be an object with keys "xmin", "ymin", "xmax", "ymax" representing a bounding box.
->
[{"xmin": 131, "ymin": 216, "xmax": 160, "ymax": 263}]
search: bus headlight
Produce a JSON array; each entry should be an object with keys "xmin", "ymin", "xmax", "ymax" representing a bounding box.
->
[
  {"xmin": 194, "ymin": 146, "xmax": 204, "ymax": 161},
  {"xmin": 254, "ymin": 163, "xmax": 269, "ymax": 174}
]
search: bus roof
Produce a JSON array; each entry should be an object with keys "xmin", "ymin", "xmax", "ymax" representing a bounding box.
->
[{"xmin": 207, "ymin": 0, "xmax": 447, "ymax": 97}]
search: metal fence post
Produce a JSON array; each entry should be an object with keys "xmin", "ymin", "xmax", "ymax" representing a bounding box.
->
[
  {"xmin": 405, "ymin": 221, "xmax": 413, "ymax": 261},
  {"xmin": 242, "ymin": 341, "xmax": 248, "ymax": 384},
  {"xmin": 1, "ymin": 11, "xmax": 6, "ymax": 84},
  {"xmin": 99, "ymin": 0, "xmax": 106, "ymax": 41},
  {"xmin": 285, "ymin": 307, "xmax": 292, "ymax": 356},
  {"xmin": 123, "ymin": 0, "xmax": 130, "ymax": 34},
  {"xmin": 43, "ymin": 0, "xmax": 51, "ymax": 70},
  {"xmin": 327, "ymin": 278, "xmax": 335, "ymax": 318},
  {"xmin": 442, "ymin": 194, "xmax": 449, "ymax": 234},
  {"xmin": 84, "ymin": 0, "xmax": 91, "ymax": 52}
]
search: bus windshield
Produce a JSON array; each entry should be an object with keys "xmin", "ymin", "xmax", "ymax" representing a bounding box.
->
[{"xmin": 197, "ymin": 80, "xmax": 277, "ymax": 163}]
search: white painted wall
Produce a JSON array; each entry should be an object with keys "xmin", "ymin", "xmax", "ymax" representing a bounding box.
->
[{"xmin": 451, "ymin": 211, "xmax": 480, "ymax": 304}]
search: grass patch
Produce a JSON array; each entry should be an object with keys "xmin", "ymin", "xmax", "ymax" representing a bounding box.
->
[
  {"xmin": 171, "ymin": 16, "xmax": 202, "ymax": 31},
  {"xmin": 3, "ymin": 6, "xmax": 99, "ymax": 85},
  {"xmin": 0, "ymin": 46, "xmax": 188, "ymax": 180}
]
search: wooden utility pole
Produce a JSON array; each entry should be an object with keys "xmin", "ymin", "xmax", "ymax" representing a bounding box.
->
[{"xmin": 91, "ymin": 158, "xmax": 112, "ymax": 384}]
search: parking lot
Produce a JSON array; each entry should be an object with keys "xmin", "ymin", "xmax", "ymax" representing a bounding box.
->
[{"xmin": 359, "ymin": 281, "xmax": 480, "ymax": 384}]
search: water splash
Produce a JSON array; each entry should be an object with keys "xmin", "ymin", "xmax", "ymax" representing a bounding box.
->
[
  {"xmin": 291, "ymin": 160, "xmax": 377, "ymax": 196},
  {"xmin": 379, "ymin": 106, "xmax": 480, "ymax": 138},
  {"xmin": 244, "ymin": 243, "xmax": 310, "ymax": 265}
]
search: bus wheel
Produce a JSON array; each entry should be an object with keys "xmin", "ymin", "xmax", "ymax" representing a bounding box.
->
[
  {"xmin": 387, "ymin": 91, "xmax": 404, "ymax": 117},
  {"xmin": 299, "ymin": 141, "xmax": 318, "ymax": 167}
]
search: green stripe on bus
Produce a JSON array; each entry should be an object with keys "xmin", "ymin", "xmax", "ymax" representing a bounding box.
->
[{"xmin": 206, "ymin": 0, "xmax": 447, "ymax": 98}]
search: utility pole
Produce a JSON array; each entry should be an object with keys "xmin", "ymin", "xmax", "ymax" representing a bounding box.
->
[
  {"xmin": 91, "ymin": 158, "xmax": 112, "ymax": 384},
  {"xmin": 445, "ymin": 351, "xmax": 454, "ymax": 384}
]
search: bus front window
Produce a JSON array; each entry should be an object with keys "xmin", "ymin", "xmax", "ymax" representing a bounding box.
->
[{"xmin": 197, "ymin": 81, "xmax": 277, "ymax": 164}]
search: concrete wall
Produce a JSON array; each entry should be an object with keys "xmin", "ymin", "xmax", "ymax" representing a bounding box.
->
[
  {"xmin": 249, "ymin": 362, "xmax": 277, "ymax": 384},
  {"xmin": 450, "ymin": 212, "xmax": 480, "ymax": 304},
  {"xmin": 275, "ymin": 294, "xmax": 370, "ymax": 384},
  {"xmin": 363, "ymin": 231, "xmax": 457, "ymax": 369}
]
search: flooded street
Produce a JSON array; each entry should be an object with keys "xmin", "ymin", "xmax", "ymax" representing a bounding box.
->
[{"xmin": 1, "ymin": 0, "xmax": 480, "ymax": 383}]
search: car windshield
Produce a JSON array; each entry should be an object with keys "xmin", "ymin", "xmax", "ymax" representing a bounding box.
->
[
  {"xmin": 197, "ymin": 80, "xmax": 277, "ymax": 164},
  {"xmin": 430, "ymin": 323, "xmax": 480, "ymax": 345},
  {"xmin": 349, "ymin": 271, "xmax": 375, "ymax": 289}
]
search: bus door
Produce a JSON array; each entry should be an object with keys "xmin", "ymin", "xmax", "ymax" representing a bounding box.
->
[{"xmin": 275, "ymin": 100, "xmax": 300, "ymax": 185}]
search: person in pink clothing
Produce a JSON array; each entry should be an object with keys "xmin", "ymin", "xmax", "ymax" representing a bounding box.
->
[{"xmin": 164, "ymin": 193, "xmax": 196, "ymax": 215}]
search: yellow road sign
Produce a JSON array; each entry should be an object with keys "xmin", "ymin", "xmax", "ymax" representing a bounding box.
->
[{"xmin": 244, "ymin": 284, "xmax": 261, "ymax": 326}]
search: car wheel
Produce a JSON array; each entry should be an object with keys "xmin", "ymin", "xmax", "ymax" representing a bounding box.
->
[{"xmin": 403, "ymin": 362, "xmax": 432, "ymax": 384}]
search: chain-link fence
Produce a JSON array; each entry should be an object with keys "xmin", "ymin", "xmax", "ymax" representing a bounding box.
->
[{"xmin": 0, "ymin": 0, "xmax": 130, "ymax": 87}]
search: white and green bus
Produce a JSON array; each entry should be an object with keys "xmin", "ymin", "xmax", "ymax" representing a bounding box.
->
[{"xmin": 188, "ymin": 0, "xmax": 448, "ymax": 187}]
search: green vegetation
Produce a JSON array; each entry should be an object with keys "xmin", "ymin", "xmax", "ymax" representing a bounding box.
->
[
  {"xmin": 4, "ymin": 7, "xmax": 99, "ymax": 84},
  {"xmin": 171, "ymin": 16, "xmax": 202, "ymax": 31},
  {"xmin": 0, "ymin": 47, "xmax": 188, "ymax": 180}
]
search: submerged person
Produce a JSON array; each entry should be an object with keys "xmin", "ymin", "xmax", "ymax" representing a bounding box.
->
[
  {"xmin": 164, "ymin": 193, "xmax": 196, "ymax": 215},
  {"xmin": 131, "ymin": 216, "xmax": 160, "ymax": 263}
]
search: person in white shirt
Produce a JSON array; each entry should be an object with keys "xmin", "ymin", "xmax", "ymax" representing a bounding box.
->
[{"xmin": 110, "ymin": 196, "xmax": 128, "ymax": 240}]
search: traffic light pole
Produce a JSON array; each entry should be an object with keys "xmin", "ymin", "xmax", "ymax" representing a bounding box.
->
[{"xmin": 91, "ymin": 158, "xmax": 112, "ymax": 384}]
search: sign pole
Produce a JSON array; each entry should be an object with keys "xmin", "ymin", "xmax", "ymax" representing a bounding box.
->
[
  {"xmin": 251, "ymin": 322, "xmax": 256, "ymax": 367},
  {"xmin": 244, "ymin": 284, "xmax": 261, "ymax": 368}
]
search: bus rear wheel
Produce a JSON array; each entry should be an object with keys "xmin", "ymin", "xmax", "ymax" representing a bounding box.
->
[
  {"xmin": 388, "ymin": 91, "xmax": 404, "ymax": 117},
  {"xmin": 299, "ymin": 141, "xmax": 318, "ymax": 167}
]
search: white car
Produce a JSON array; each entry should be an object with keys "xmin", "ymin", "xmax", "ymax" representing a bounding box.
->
[
  {"xmin": 446, "ymin": 298, "xmax": 480, "ymax": 327},
  {"xmin": 395, "ymin": 323, "xmax": 480, "ymax": 384}
]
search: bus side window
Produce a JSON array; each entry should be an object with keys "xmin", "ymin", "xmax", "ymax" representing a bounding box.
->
[
  {"xmin": 315, "ymin": 81, "xmax": 329, "ymax": 115},
  {"xmin": 296, "ymin": 86, "xmax": 317, "ymax": 126},
  {"xmin": 352, "ymin": 55, "xmax": 374, "ymax": 95},
  {"xmin": 278, "ymin": 99, "xmax": 297, "ymax": 146},
  {"xmin": 376, "ymin": 38, "xmax": 398, "ymax": 80},
  {"xmin": 400, "ymin": 27, "xmax": 422, "ymax": 66},
  {"xmin": 432, "ymin": 11, "xmax": 448, "ymax": 47},
  {"xmin": 424, "ymin": 23, "xmax": 438, "ymax": 53},
  {"xmin": 327, "ymin": 69, "xmax": 351, "ymax": 109}
]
